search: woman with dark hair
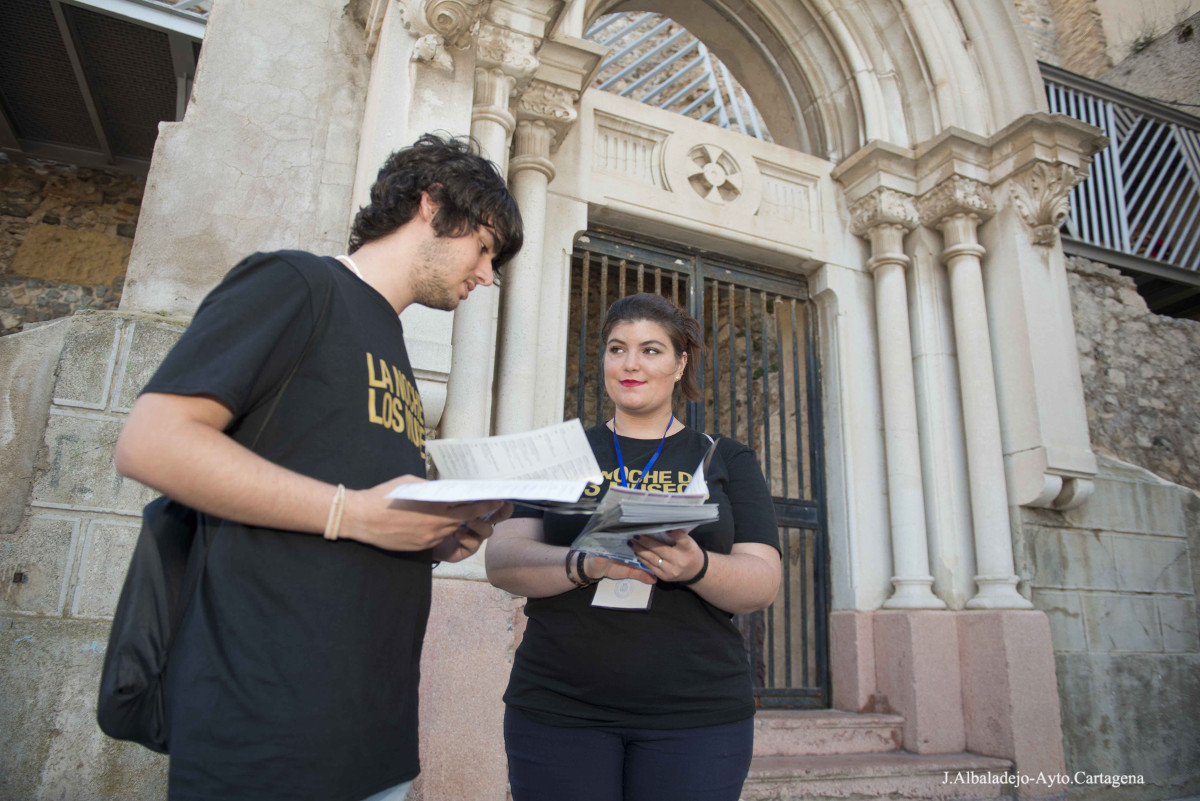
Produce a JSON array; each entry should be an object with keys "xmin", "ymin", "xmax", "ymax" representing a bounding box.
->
[{"xmin": 486, "ymin": 293, "xmax": 782, "ymax": 801}]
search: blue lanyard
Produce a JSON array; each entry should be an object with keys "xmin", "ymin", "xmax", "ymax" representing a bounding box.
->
[{"xmin": 612, "ymin": 414, "xmax": 674, "ymax": 490}]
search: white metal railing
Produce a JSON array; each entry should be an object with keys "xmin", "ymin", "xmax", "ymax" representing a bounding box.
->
[
  {"xmin": 586, "ymin": 13, "xmax": 773, "ymax": 143},
  {"xmin": 1043, "ymin": 63, "xmax": 1200, "ymax": 272}
]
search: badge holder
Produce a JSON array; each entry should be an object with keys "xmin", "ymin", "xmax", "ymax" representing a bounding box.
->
[{"xmin": 591, "ymin": 577, "xmax": 654, "ymax": 610}]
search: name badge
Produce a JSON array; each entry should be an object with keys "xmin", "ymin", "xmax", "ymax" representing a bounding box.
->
[{"xmin": 591, "ymin": 578, "xmax": 654, "ymax": 611}]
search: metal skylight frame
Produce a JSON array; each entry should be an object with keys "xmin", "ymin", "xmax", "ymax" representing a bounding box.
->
[{"xmin": 585, "ymin": 12, "xmax": 773, "ymax": 143}]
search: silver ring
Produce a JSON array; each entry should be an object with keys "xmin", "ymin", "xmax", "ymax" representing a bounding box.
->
[{"xmin": 656, "ymin": 557, "xmax": 663, "ymax": 567}]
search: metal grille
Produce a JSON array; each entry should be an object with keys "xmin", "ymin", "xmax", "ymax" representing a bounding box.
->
[
  {"xmin": 585, "ymin": 12, "xmax": 773, "ymax": 142},
  {"xmin": 567, "ymin": 230, "xmax": 829, "ymax": 708},
  {"xmin": 1046, "ymin": 78, "xmax": 1200, "ymax": 271}
]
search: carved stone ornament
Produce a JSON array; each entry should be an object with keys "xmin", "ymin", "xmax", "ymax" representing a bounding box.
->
[
  {"xmin": 517, "ymin": 81, "xmax": 579, "ymax": 123},
  {"xmin": 918, "ymin": 176, "xmax": 995, "ymax": 227},
  {"xmin": 395, "ymin": 0, "xmax": 488, "ymax": 70},
  {"xmin": 475, "ymin": 22, "xmax": 540, "ymax": 76},
  {"xmin": 1009, "ymin": 161, "xmax": 1088, "ymax": 246},
  {"xmin": 412, "ymin": 34, "xmax": 451, "ymax": 70},
  {"xmin": 684, "ymin": 144, "xmax": 744, "ymax": 205},
  {"xmin": 425, "ymin": 0, "xmax": 487, "ymax": 49},
  {"xmin": 848, "ymin": 188, "xmax": 919, "ymax": 237}
]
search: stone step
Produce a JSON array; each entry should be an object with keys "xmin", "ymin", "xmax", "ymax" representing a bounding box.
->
[
  {"xmin": 753, "ymin": 709, "xmax": 905, "ymax": 756},
  {"xmin": 742, "ymin": 752, "xmax": 1014, "ymax": 801}
]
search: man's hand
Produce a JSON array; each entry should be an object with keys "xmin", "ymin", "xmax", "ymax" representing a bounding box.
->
[{"xmin": 341, "ymin": 476, "xmax": 512, "ymax": 555}]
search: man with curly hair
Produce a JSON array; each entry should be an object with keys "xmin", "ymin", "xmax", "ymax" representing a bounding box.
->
[{"xmin": 114, "ymin": 133, "xmax": 523, "ymax": 801}]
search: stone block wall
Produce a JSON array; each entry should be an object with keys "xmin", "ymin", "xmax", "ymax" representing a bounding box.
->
[
  {"xmin": 1010, "ymin": 0, "xmax": 1114, "ymax": 76},
  {"xmin": 1020, "ymin": 456, "xmax": 1199, "ymax": 799},
  {"xmin": 0, "ymin": 161, "xmax": 142, "ymax": 335},
  {"xmin": 0, "ymin": 310, "xmax": 183, "ymax": 799},
  {"xmin": 1067, "ymin": 256, "xmax": 1200, "ymax": 493}
]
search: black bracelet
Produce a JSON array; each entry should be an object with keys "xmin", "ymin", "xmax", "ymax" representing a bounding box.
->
[
  {"xmin": 566, "ymin": 550, "xmax": 587, "ymax": 587},
  {"xmin": 679, "ymin": 549, "xmax": 709, "ymax": 586},
  {"xmin": 576, "ymin": 550, "xmax": 595, "ymax": 584}
]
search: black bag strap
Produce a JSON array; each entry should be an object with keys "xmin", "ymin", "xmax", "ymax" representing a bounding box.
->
[{"xmin": 165, "ymin": 279, "xmax": 334, "ymax": 652}]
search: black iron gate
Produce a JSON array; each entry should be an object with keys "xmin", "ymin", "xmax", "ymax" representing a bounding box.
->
[{"xmin": 566, "ymin": 229, "xmax": 829, "ymax": 709}]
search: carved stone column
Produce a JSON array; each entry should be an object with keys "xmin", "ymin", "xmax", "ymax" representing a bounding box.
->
[
  {"xmin": 850, "ymin": 189, "xmax": 945, "ymax": 609},
  {"xmin": 494, "ymin": 118, "xmax": 556, "ymax": 432},
  {"xmin": 920, "ymin": 178, "xmax": 1031, "ymax": 609},
  {"xmin": 440, "ymin": 18, "xmax": 540, "ymax": 440}
]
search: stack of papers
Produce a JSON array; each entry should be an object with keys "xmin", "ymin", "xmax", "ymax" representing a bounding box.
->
[{"xmin": 570, "ymin": 437, "xmax": 721, "ymax": 571}]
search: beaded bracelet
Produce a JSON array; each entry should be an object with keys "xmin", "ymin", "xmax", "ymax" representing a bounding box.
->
[{"xmin": 679, "ymin": 548, "xmax": 709, "ymax": 586}]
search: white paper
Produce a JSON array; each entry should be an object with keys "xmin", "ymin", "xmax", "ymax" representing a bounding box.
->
[
  {"xmin": 386, "ymin": 420, "xmax": 603, "ymax": 504},
  {"xmin": 427, "ymin": 419, "xmax": 602, "ymax": 482},
  {"xmin": 385, "ymin": 479, "xmax": 590, "ymax": 504}
]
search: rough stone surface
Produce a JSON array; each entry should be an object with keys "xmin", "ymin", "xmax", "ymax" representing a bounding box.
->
[
  {"xmin": 1055, "ymin": 0, "xmax": 1115, "ymax": 76},
  {"xmin": 1100, "ymin": 9, "xmax": 1200, "ymax": 97},
  {"xmin": 14, "ymin": 224, "xmax": 132, "ymax": 286},
  {"xmin": 119, "ymin": 0, "xmax": 369, "ymax": 316},
  {"xmin": 1021, "ymin": 450, "xmax": 1199, "ymax": 799},
  {"xmin": 0, "ymin": 312, "xmax": 181, "ymax": 798},
  {"xmin": 1056, "ymin": 652, "xmax": 1200, "ymax": 800},
  {"xmin": 958, "ymin": 612, "xmax": 1066, "ymax": 797},
  {"xmin": 0, "ymin": 319, "xmax": 68, "ymax": 534},
  {"xmin": 412, "ymin": 578, "xmax": 525, "ymax": 801},
  {"xmin": 0, "ymin": 160, "xmax": 141, "ymax": 335},
  {"xmin": 1067, "ymin": 256, "xmax": 1200, "ymax": 493},
  {"xmin": 872, "ymin": 611, "xmax": 965, "ymax": 754},
  {"xmin": 0, "ymin": 617, "xmax": 168, "ymax": 800}
]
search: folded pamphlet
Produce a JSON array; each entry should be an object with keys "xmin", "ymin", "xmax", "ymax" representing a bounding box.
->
[{"xmin": 386, "ymin": 420, "xmax": 603, "ymax": 506}]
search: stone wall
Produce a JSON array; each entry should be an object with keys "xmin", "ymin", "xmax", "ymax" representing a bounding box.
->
[
  {"xmin": 1010, "ymin": 0, "xmax": 1113, "ymax": 75},
  {"xmin": 1020, "ymin": 456, "xmax": 1200, "ymax": 799},
  {"xmin": 1066, "ymin": 256, "xmax": 1200, "ymax": 493},
  {"xmin": 0, "ymin": 160, "xmax": 142, "ymax": 335},
  {"xmin": 1100, "ymin": 10, "xmax": 1200, "ymax": 106},
  {"xmin": 0, "ymin": 311, "xmax": 180, "ymax": 799},
  {"xmin": 1015, "ymin": 253, "xmax": 1200, "ymax": 798}
]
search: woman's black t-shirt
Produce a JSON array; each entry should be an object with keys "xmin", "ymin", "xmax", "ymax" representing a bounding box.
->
[
  {"xmin": 504, "ymin": 424, "xmax": 780, "ymax": 730},
  {"xmin": 143, "ymin": 251, "xmax": 430, "ymax": 801}
]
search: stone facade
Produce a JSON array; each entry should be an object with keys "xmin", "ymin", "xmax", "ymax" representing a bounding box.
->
[
  {"xmin": 0, "ymin": 161, "xmax": 141, "ymax": 335},
  {"xmin": 1020, "ymin": 456, "xmax": 1200, "ymax": 799},
  {"xmin": 4, "ymin": 0, "xmax": 1200, "ymax": 798},
  {"xmin": 1067, "ymin": 256, "xmax": 1200, "ymax": 493}
]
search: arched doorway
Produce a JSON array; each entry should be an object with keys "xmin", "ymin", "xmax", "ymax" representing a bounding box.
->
[{"xmin": 565, "ymin": 228, "xmax": 830, "ymax": 707}]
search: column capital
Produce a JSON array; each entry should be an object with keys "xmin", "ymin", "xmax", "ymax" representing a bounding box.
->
[
  {"xmin": 1006, "ymin": 161, "xmax": 1089, "ymax": 247},
  {"xmin": 848, "ymin": 187, "xmax": 919, "ymax": 238},
  {"xmin": 475, "ymin": 19, "xmax": 541, "ymax": 76},
  {"xmin": 472, "ymin": 67, "xmax": 518, "ymax": 133},
  {"xmin": 509, "ymin": 119, "xmax": 556, "ymax": 179},
  {"xmin": 918, "ymin": 176, "xmax": 995, "ymax": 229},
  {"xmin": 512, "ymin": 79, "xmax": 579, "ymax": 152}
]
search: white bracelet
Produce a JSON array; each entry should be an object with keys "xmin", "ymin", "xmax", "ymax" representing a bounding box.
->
[{"xmin": 323, "ymin": 484, "xmax": 346, "ymax": 541}]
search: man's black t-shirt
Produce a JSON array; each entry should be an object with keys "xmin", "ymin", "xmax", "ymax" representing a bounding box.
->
[
  {"xmin": 143, "ymin": 251, "xmax": 429, "ymax": 801},
  {"xmin": 504, "ymin": 424, "xmax": 780, "ymax": 730}
]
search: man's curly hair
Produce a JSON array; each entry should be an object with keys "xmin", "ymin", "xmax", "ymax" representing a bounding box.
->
[{"xmin": 349, "ymin": 133, "xmax": 523, "ymax": 274}]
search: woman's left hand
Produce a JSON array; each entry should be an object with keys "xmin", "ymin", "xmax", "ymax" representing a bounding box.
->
[{"xmin": 629, "ymin": 529, "xmax": 706, "ymax": 583}]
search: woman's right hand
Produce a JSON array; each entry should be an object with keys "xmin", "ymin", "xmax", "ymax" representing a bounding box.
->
[{"xmin": 582, "ymin": 554, "xmax": 657, "ymax": 585}]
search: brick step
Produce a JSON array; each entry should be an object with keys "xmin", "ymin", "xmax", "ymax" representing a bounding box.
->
[
  {"xmin": 753, "ymin": 710, "xmax": 905, "ymax": 756},
  {"xmin": 742, "ymin": 752, "xmax": 1013, "ymax": 801}
]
